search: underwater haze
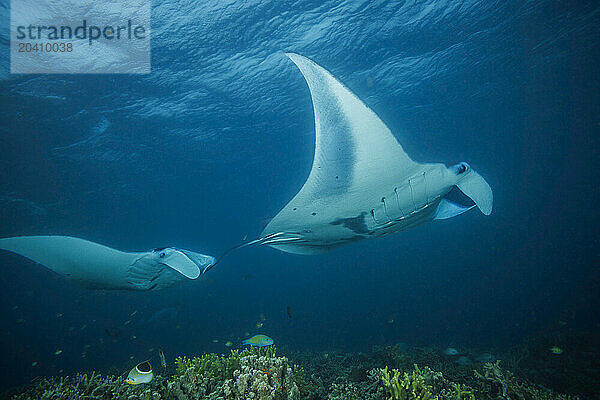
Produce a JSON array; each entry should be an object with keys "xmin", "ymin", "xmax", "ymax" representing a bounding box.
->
[{"xmin": 1, "ymin": 0, "xmax": 599, "ymax": 397}]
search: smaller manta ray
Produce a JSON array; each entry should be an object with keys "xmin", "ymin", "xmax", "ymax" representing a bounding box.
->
[
  {"xmin": 0, "ymin": 236, "xmax": 215, "ymax": 291},
  {"xmin": 253, "ymin": 53, "xmax": 493, "ymax": 255}
]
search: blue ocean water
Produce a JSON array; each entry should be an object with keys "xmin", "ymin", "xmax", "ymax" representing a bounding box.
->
[{"xmin": 0, "ymin": 0, "xmax": 599, "ymax": 394}]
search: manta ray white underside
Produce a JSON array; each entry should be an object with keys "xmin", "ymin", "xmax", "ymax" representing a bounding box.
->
[{"xmin": 260, "ymin": 53, "xmax": 493, "ymax": 254}]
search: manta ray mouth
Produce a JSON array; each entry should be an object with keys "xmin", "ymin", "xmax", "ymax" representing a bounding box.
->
[
  {"xmin": 443, "ymin": 186, "xmax": 475, "ymax": 208},
  {"xmin": 259, "ymin": 232, "xmax": 306, "ymax": 246}
]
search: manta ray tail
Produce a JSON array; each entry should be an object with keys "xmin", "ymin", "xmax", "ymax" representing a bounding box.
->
[
  {"xmin": 202, "ymin": 232, "xmax": 291, "ymax": 274},
  {"xmin": 456, "ymin": 169, "xmax": 493, "ymax": 215}
]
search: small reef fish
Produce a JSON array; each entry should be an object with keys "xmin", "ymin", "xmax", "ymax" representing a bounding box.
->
[
  {"xmin": 256, "ymin": 322, "xmax": 264, "ymax": 329},
  {"xmin": 225, "ymin": 341, "xmax": 233, "ymax": 347},
  {"xmin": 287, "ymin": 306, "xmax": 292, "ymax": 319},
  {"xmin": 212, "ymin": 339, "xmax": 219, "ymax": 343},
  {"xmin": 31, "ymin": 361, "xmax": 38, "ymax": 367},
  {"xmin": 54, "ymin": 349, "xmax": 62, "ymax": 356},
  {"xmin": 125, "ymin": 361, "xmax": 153, "ymax": 385},
  {"xmin": 55, "ymin": 313, "xmax": 63, "ymax": 318},
  {"xmin": 550, "ymin": 346, "xmax": 563, "ymax": 355},
  {"xmin": 443, "ymin": 348, "xmax": 459, "ymax": 356},
  {"xmin": 242, "ymin": 334, "xmax": 274, "ymax": 347},
  {"xmin": 260, "ymin": 313, "xmax": 267, "ymax": 321},
  {"xmin": 158, "ymin": 349, "xmax": 166, "ymax": 368},
  {"xmin": 242, "ymin": 274, "xmax": 253, "ymax": 281}
]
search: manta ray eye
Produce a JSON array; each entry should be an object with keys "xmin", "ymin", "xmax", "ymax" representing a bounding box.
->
[{"xmin": 159, "ymin": 252, "xmax": 166, "ymax": 258}]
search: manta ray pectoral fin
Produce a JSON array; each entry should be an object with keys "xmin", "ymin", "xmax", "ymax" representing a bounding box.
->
[
  {"xmin": 262, "ymin": 53, "xmax": 420, "ymax": 252},
  {"xmin": 455, "ymin": 170, "xmax": 493, "ymax": 215},
  {"xmin": 434, "ymin": 199, "xmax": 476, "ymax": 220},
  {"xmin": 0, "ymin": 236, "xmax": 136, "ymax": 289}
]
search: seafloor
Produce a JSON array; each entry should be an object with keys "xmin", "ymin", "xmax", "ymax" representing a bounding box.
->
[{"xmin": 3, "ymin": 331, "xmax": 598, "ymax": 400}]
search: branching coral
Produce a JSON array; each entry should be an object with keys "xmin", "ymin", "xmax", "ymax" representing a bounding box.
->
[
  {"xmin": 380, "ymin": 365, "xmax": 437, "ymax": 400},
  {"xmin": 10, "ymin": 372, "xmax": 162, "ymax": 400},
  {"xmin": 8, "ymin": 344, "xmax": 582, "ymax": 400},
  {"xmin": 473, "ymin": 361, "xmax": 579, "ymax": 400},
  {"xmin": 222, "ymin": 354, "xmax": 301, "ymax": 399},
  {"xmin": 448, "ymin": 383, "xmax": 475, "ymax": 400}
]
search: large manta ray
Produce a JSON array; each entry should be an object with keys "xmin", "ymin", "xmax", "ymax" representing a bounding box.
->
[{"xmin": 256, "ymin": 53, "xmax": 493, "ymax": 255}]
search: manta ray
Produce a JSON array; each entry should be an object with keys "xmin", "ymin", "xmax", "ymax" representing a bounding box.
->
[
  {"xmin": 251, "ymin": 53, "xmax": 493, "ymax": 255},
  {"xmin": 0, "ymin": 236, "xmax": 215, "ymax": 290},
  {"xmin": 0, "ymin": 53, "xmax": 493, "ymax": 283}
]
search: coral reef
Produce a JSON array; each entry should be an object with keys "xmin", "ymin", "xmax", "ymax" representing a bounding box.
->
[
  {"xmin": 473, "ymin": 360, "xmax": 579, "ymax": 400},
  {"xmin": 380, "ymin": 366, "xmax": 435, "ymax": 400},
  {"xmin": 8, "ymin": 347, "xmax": 304, "ymax": 400},
  {"xmin": 6, "ymin": 342, "xmax": 586, "ymax": 400},
  {"xmin": 222, "ymin": 354, "xmax": 301, "ymax": 399},
  {"xmin": 502, "ymin": 331, "xmax": 600, "ymax": 398},
  {"xmin": 326, "ymin": 368, "xmax": 381, "ymax": 400},
  {"xmin": 9, "ymin": 371, "xmax": 163, "ymax": 400},
  {"xmin": 166, "ymin": 347, "xmax": 304, "ymax": 400}
]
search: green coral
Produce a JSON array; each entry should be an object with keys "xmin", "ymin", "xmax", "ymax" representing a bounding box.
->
[
  {"xmin": 165, "ymin": 346, "xmax": 308, "ymax": 400},
  {"xmin": 328, "ymin": 381, "xmax": 363, "ymax": 400},
  {"xmin": 7, "ymin": 343, "xmax": 584, "ymax": 400},
  {"xmin": 9, "ymin": 371, "xmax": 162, "ymax": 400},
  {"xmin": 174, "ymin": 346, "xmax": 277, "ymax": 381},
  {"xmin": 381, "ymin": 365, "xmax": 437, "ymax": 400},
  {"xmin": 473, "ymin": 360, "xmax": 579, "ymax": 400},
  {"xmin": 221, "ymin": 354, "xmax": 301, "ymax": 399},
  {"xmin": 448, "ymin": 383, "xmax": 475, "ymax": 400}
]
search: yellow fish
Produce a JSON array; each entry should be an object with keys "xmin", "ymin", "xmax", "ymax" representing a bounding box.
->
[{"xmin": 550, "ymin": 346, "xmax": 563, "ymax": 355}]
